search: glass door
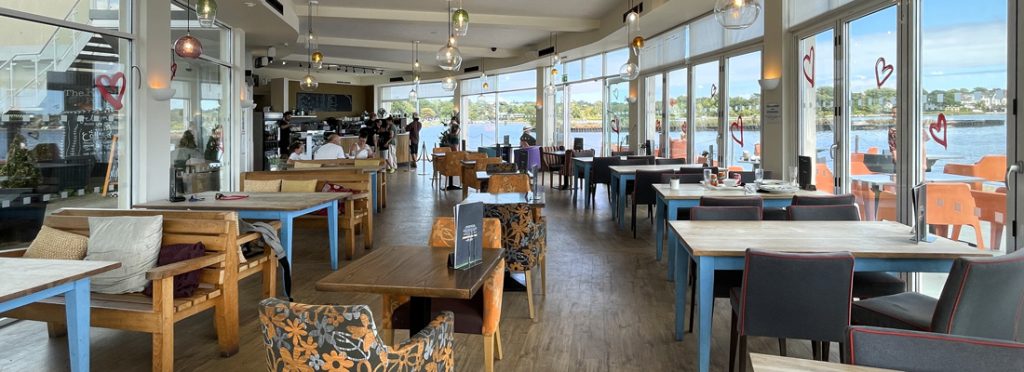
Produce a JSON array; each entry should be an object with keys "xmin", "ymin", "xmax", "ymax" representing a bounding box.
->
[
  {"xmin": 567, "ymin": 80, "xmax": 603, "ymax": 154},
  {"xmin": 644, "ymin": 74, "xmax": 664, "ymax": 156},
  {"xmin": 725, "ymin": 51, "xmax": 763, "ymax": 171},
  {"xmin": 667, "ymin": 68, "xmax": 689, "ymax": 160},
  {"xmin": 605, "ymin": 79, "xmax": 630, "ymax": 155},
  {"xmin": 693, "ymin": 61, "xmax": 721, "ymax": 165},
  {"xmin": 798, "ymin": 28, "xmax": 838, "ymax": 193}
]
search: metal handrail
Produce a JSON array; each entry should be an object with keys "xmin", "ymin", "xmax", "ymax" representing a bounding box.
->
[{"xmin": 0, "ymin": 0, "xmax": 85, "ymax": 72}]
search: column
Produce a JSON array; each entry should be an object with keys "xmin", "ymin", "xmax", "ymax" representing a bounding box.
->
[
  {"xmin": 134, "ymin": 0, "xmax": 172, "ymax": 204},
  {"xmin": 760, "ymin": 0, "xmax": 788, "ymax": 177}
]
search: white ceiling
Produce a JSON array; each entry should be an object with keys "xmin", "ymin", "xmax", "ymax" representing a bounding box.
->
[{"xmin": 298, "ymin": 0, "xmax": 622, "ymax": 20}]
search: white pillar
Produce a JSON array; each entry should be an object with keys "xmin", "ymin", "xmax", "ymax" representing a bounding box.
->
[
  {"xmin": 760, "ymin": 0, "xmax": 788, "ymax": 176},
  {"xmin": 133, "ymin": 0, "xmax": 172, "ymax": 204},
  {"xmin": 536, "ymin": 66, "xmax": 547, "ymax": 146}
]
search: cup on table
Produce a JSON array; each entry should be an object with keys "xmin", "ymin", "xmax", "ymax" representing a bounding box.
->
[
  {"xmin": 670, "ymin": 177, "xmax": 681, "ymax": 190},
  {"xmin": 702, "ymin": 168, "xmax": 712, "ymax": 184}
]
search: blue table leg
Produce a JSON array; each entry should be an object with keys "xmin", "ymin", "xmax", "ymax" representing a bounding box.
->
[
  {"xmin": 617, "ymin": 175, "xmax": 629, "ymax": 229},
  {"xmin": 66, "ymin": 278, "xmax": 90, "ymax": 372},
  {"xmin": 279, "ymin": 215, "xmax": 294, "ymax": 268},
  {"xmin": 667, "ymin": 202, "xmax": 684, "ymax": 281},
  {"xmin": 696, "ymin": 256, "xmax": 715, "ymax": 372},
  {"xmin": 674, "ymin": 242, "xmax": 690, "ymax": 340},
  {"xmin": 655, "ymin": 195, "xmax": 665, "ymax": 261},
  {"xmin": 327, "ymin": 200, "xmax": 339, "ymax": 270},
  {"xmin": 370, "ymin": 173, "xmax": 379, "ymax": 214},
  {"xmin": 583, "ymin": 164, "xmax": 592, "ymax": 208}
]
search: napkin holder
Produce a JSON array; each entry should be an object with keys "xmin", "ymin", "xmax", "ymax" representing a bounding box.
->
[{"xmin": 911, "ymin": 182, "xmax": 936, "ymax": 243}]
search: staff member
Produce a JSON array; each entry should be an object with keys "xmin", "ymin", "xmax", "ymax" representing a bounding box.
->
[
  {"xmin": 276, "ymin": 111, "xmax": 294, "ymax": 157},
  {"xmin": 405, "ymin": 114, "xmax": 423, "ymax": 167}
]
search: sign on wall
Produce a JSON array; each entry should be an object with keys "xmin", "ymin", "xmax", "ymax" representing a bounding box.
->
[{"xmin": 296, "ymin": 93, "xmax": 353, "ymax": 112}]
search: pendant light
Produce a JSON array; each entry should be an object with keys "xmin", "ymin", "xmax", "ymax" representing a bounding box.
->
[
  {"xmin": 307, "ymin": 1, "xmax": 323, "ymax": 69},
  {"xmin": 299, "ymin": 1, "xmax": 318, "ymax": 91},
  {"xmin": 174, "ymin": 0, "xmax": 203, "ymax": 59},
  {"xmin": 436, "ymin": 0, "xmax": 462, "ymax": 71},
  {"xmin": 481, "ymin": 57, "xmax": 489, "ymax": 90},
  {"xmin": 618, "ymin": 0, "xmax": 640, "ymax": 81},
  {"xmin": 441, "ymin": 75, "xmax": 458, "ymax": 92},
  {"xmin": 409, "ymin": 41, "xmax": 420, "ymax": 99},
  {"xmin": 714, "ymin": 0, "xmax": 761, "ymax": 30},
  {"xmin": 548, "ymin": 33, "xmax": 560, "ymax": 77},
  {"xmin": 627, "ymin": 0, "xmax": 645, "ymax": 54},
  {"xmin": 452, "ymin": 0, "xmax": 470, "ymax": 37},
  {"xmin": 196, "ymin": 0, "xmax": 217, "ymax": 27}
]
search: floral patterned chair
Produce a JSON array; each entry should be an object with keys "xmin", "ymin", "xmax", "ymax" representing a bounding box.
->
[
  {"xmin": 485, "ymin": 203, "xmax": 547, "ymax": 319},
  {"xmin": 380, "ymin": 217, "xmax": 505, "ymax": 372},
  {"xmin": 488, "ymin": 173, "xmax": 531, "ymax": 194},
  {"xmin": 485, "ymin": 163, "xmax": 517, "ymax": 174},
  {"xmin": 258, "ymin": 298, "xmax": 454, "ymax": 372}
]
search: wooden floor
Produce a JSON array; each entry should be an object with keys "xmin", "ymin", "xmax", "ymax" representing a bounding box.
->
[{"xmin": 0, "ymin": 167, "xmax": 837, "ymax": 371}]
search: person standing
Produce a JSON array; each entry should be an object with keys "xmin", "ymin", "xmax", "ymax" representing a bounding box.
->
[
  {"xmin": 405, "ymin": 114, "xmax": 423, "ymax": 167},
  {"xmin": 204, "ymin": 125, "xmax": 224, "ymax": 162},
  {"xmin": 445, "ymin": 123, "xmax": 461, "ymax": 151},
  {"xmin": 377, "ymin": 117, "xmax": 397, "ymax": 173},
  {"xmin": 313, "ymin": 134, "xmax": 347, "ymax": 159},
  {"xmin": 276, "ymin": 111, "xmax": 294, "ymax": 158}
]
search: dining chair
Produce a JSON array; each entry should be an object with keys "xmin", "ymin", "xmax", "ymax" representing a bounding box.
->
[
  {"xmin": 589, "ymin": 156, "xmax": 620, "ymax": 203},
  {"xmin": 382, "ymin": 217, "xmax": 505, "ymax": 372},
  {"xmin": 565, "ymin": 149, "xmax": 595, "ymax": 190},
  {"xmin": 655, "ymin": 158, "xmax": 687, "ymax": 165},
  {"xmin": 787, "ymin": 203, "xmax": 906, "ymax": 299},
  {"xmin": 846, "ymin": 326, "xmax": 1024, "ymax": 371},
  {"xmin": 851, "ymin": 249, "xmax": 1024, "ymax": 342},
  {"xmin": 463, "ymin": 157, "xmax": 503, "ymax": 198},
  {"xmin": 944, "ymin": 154, "xmax": 1006, "ymax": 188},
  {"xmin": 611, "ymin": 150, "xmax": 634, "ymax": 156},
  {"xmin": 540, "ymin": 146, "xmax": 564, "ymax": 186},
  {"xmin": 484, "ymin": 203, "xmax": 547, "ymax": 320},
  {"xmin": 486, "ymin": 162, "xmax": 517, "ymax": 174},
  {"xmin": 431, "ymin": 147, "xmax": 452, "ymax": 186},
  {"xmin": 734, "ymin": 170, "xmax": 774, "ymax": 183},
  {"xmin": 927, "ymin": 183, "xmax": 986, "ymax": 250},
  {"xmin": 439, "ymin": 151, "xmax": 467, "ymax": 190},
  {"xmin": 729, "ymin": 249, "xmax": 856, "ymax": 372},
  {"xmin": 258, "ymin": 298, "xmax": 455, "ymax": 372},
  {"xmin": 488, "ymin": 173, "xmax": 531, "ymax": 194},
  {"xmin": 617, "ymin": 158, "xmax": 650, "ymax": 198},
  {"xmin": 678, "ymin": 166, "xmax": 719, "ymax": 175},
  {"xmin": 627, "ymin": 155, "xmax": 655, "ymax": 164},
  {"xmin": 972, "ymin": 187, "xmax": 1007, "ymax": 251},
  {"xmin": 660, "ymin": 173, "xmax": 704, "ymax": 184},
  {"xmin": 791, "ymin": 194, "xmax": 856, "ymax": 206},
  {"xmin": 632, "ymin": 169, "xmax": 674, "ymax": 238}
]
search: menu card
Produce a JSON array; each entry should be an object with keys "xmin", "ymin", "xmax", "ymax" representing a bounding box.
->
[
  {"xmin": 911, "ymin": 183, "xmax": 935, "ymax": 243},
  {"xmin": 453, "ymin": 201, "xmax": 485, "ymax": 269}
]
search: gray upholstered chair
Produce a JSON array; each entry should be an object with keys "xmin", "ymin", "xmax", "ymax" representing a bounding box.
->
[
  {"xmin": 729, "ymin": 249, "xmax": 856, "ymax": 372},
  {"xmin": 626, "ymin": 155, "xmax": 655, "ymax": 164},
  {"xmin": 589, "ymin": 156, "xmax": 619, "ymax": 203},
  {"xmin": 787, "ymin": 205, "xmax": 861, "ymax": 221},
  {"xmin": 847, "ymin": 326, "xmax": 1024, "ymax": 371},
  {"xmin": 689, "ymin": 206, "xmax": 762, "ymax": 221},
  {"xmin": 655, "ymin": 158, "xmax": 687, "ymax": 165},
  {"xmin": 791, "ymin": 194, "xmax": 856, "ymax": 206},
  {"xmin": 851, "ymin": 249, "xmax": 1024, "ymax": 342},
  {"xmin": 660, "ymin": 173, "xmax": 703, "ymax": 184},
  {"xmin": 632, "ymin": 169, "xmax": 674, "ymax": 238}
]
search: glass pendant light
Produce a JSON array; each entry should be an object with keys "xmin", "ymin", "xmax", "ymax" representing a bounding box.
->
[
  {"xmin": 311, "ymin": 50, "xmax": 324, "ymax": 69},
  {"xmin": 409, "ymin": 88, "xmax": 418, "ymax": 99},
  {"xmin": 452, "ymin": 0, "xmax": 470, "ymax": 37},
  {"xmin": 409, "ymin": 41, "xmax": 419, "ymax": 98},
  {"xmin": 299, "ymin": 0, "xmax": 318, "ymax": 91},
  {"xmin": 300, "ymin": 74, "xmax": 318, "ymax": 91},
  {"xmin": 618, "ymin": 62, "xmax": 639, "ymax": 80},
  {"xmin": 618, "ymin": 0, "xmax": 640, "ymax": 81},
  {"xmin": 714, "ymin": 0, "xmax": 761, "ymax": 30},
  {"xmin": 174, "ymin": 0, "xmax": 203, "ymax": 58},
  {"xmin": 196, "ymin": 0, "xmax": 217, "ymax": 28},
  {"xmin": 437, "ymin": 1, "xmax": 462, "ymax": 71},
  {"xmin": 481, "ymin": 58, "xmax": 489, "ymax": 90},
  {"xmin": 544, "ymin": 83, "xmax": 556, "ymax": 97},
  {"xmin": 441, "ymin": 76, "xmax": 458, "ymax": 92}
]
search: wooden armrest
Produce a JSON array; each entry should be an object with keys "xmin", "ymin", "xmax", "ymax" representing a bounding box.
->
[
  {"xmin": 345, "ymin": 192, "xmax": 371, "ymax": 200},
  {"xmin": 146, "ymin": 253, "xmax": 225, "ymax": 280},
  {"xmin": 0, "ymin": 247, "xmax": 28, "ymax": 257}
]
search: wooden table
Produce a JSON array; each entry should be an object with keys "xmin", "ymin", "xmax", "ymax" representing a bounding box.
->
[
  {"xmin": 135, "ymin": 192, "xmax": 351, "ymax": 270},
  {"xmin": 748, "ymin": 353, "xmax": 896, "ymax": 372},
  {"xmin": 655, "ymin": 184, "xmax": 828, "ymax": 280},
  {"xmin": 669, "ymin": 220, "xmax": 991, "ymax": 372},
  {"xmin": 571, "ymin": 157, "xmax": 594, "ymax": 207},
  {"xmin": 609, "ymin": 164, "xmax": 705, "ymax": 228},
  {"xmin": 316, "ymin": 245, "xmax": 504, "ymax": 332},
  {"xmin": 0, "ymin": 258, "xmax": 120, "ymax": 372},
  {"xmin": 850, "ymin": 172, "xmax": 986, "ymax": 220}
]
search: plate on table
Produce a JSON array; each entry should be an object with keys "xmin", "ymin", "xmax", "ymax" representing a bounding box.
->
[
  {"xmin": 760, "ymin": 179, "xmax": 785, "ymax": 185},
  {"xmin": 758, "ymin": 184, "xmax": 799, "ymax": 194}
]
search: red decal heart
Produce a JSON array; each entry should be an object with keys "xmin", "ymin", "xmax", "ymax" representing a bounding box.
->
[
  {"xmin": 929, "ymin": 113, "xmax": 948, "ymax": 149},
  {"xmin": 874, "ymin": 57, "xmax": 893, "ymax": 89},
  {"xmin": 729, "ymin": 116, "xmax": 744, "ymax": 147},
  {"xmin": 711, "ymin": 84, "xmax": 718, "ymax": 97},
  {"xmin": 802, "ymin": 46, "xmax": 815, "ymax": 88},
  {"xmin": 94, "ymin": 72, "xmax": 126, "ymax": 111},
  {"xmin": 170, "ymin": 62, "xmax": 178, "ymax": 80}
]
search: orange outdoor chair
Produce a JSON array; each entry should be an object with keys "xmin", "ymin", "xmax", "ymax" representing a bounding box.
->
[
  {"xmin": 382, "ymin": 217, "xmax": 505, "ymax": 372},
  {"xmin": 815, "ymin": 163, "xmax": 835, "ymax": 194},
  {"xmin": 851, "ymin": 180, "xmax": 873, "ymax": 221},
  {"xmin": 670, "ymin": 138, "xmax": 687, "ymax": 159},
  {"xmin": 927, "ymin": 183, "xmax": 985, "ymax": 250},
  {"xmin": 850, "ymin": 153, "xmax": 875, "ymax": 175},
  {"xmin": 971, "ymin": 187, "xmax": 1007, "ymax": 251},
  {"xmin": 944, "ymin": 155, "xmax": 1007, "ymax": 189},
  {"xmin": 489, "ymin": 173, "xmax": 531, "ymax": 194},
  {"xmin": 875, "ymin": 190, "xmax": 897, "ymax": 222}
]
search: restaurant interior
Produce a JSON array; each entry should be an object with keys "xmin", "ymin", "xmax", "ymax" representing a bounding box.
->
[{"xmin": 0, "ymin": 0, "xmax": 1022, "ymax": 371}]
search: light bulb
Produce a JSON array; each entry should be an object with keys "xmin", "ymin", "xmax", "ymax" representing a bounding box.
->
[
  {"xmin": 436, "ymin": 44, "xmax": 463, "ymax": 71},
  {"xmin": 196, "ymin": 0, "xmax": 218, "ymax": 28},
  {"xmin": 544, "ymin": 84, "xmax": 556, "ymax": 96},
  {"xmin": 452, "ymin": 8, "xmax": 470, "ymax": 37},
  {"xmin": 619, "ymin": 62, "xmax": 639, "ymax": 81},
  {"xmin": 300, "ymin": 74, "xmax": 318, "ymax": 91}
]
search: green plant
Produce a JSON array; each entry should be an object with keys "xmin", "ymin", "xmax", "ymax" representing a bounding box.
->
[{"xmin": 0, "ymin": 134, "xmax": 41, "ymax": 189}]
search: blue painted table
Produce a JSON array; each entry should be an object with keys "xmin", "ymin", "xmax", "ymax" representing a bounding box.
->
[
  {"xmin": 571, "ymin": 157, "xmax": 593, "ymax": 208},
  {"xmin": 668, "ymin": 220, "xmax": 991, "ymax": 372},
  {"xmin": 136, "ymin": 192, "xmax": 348, "ymax": 270},
  {"xmin": 608, "ymin": 164, "xmax": 703, "ymax": 229},
  {"xmin": 653, "ymin": 183, "xmax": 826, "ymax": 280},
  {"xmin": 0, "ymin": 258, "xmax": 121, "ymax": 372}
]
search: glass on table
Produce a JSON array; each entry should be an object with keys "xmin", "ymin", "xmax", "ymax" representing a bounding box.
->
[
  {"xmin": 788, "ymin": 166, "xmax": 799, "ymax": 186},
  {"xmin": 754, "ymin": 168, "xmax": 764, "ymax": 184}
]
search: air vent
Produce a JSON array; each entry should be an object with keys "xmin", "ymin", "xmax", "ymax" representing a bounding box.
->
[
  {"xmin": 622, "ymin": 2, "xmax": 644, "ymax": 23},
  {"xmin": 463, "ymin": 65, "xmax": 480, "ymax": 73},
  {"xmin": 389, "ymin": 77, "xmax": 405, "ymax": 82},
  {"xmin": 335, "ymin": 81, "xmax": 352, "ymax": 85},
  {"xmin": 537, "ymin": 46, "xmax": 555, "ymax": 57},
  {"xmin": 265, "ymin": 0, "xmax": 284, "ymax": 15}
]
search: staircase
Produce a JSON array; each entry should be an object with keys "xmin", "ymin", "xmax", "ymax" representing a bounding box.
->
[{"xmin": 0, "ymin": 0, "xmax": 118, "ymax": 113}]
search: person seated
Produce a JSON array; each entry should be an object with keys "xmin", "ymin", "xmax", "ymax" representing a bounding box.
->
[
  {"xmin": 286, "ymin": 141, "xmax": 308, "ymax": 164},
  {"xmin": 312, "ymin": 134, "xmax": 348, "ymax": 160},
  {"xmin": 520, "ymin": 128, "xmax": 537, "ymax": 147},
  {"xmin": 349, "ymin": 132, "xmax": 374, "ymax": 159}
]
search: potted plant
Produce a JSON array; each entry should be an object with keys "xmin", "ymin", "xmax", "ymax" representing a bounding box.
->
[{"xmin": 0, "ymin": 134, "xmax": 41, "ymax": 189}]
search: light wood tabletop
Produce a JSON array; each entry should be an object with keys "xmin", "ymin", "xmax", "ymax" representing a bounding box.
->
[
  {"xmin": 0, "ymin": 258, "xmax": 120, "ymax": 303},
  {"xmin": 670, "ymin": 220, "xmax": 993, "ymax": 259},
  {"xmin": 749, "ymin": 353, "xmax": 897, "ymax": 372},
  {"xmin": 463, "ymin": 192, "xmax": 545, "ymax": 207},
  {"xmin": 655, "ymin": 183, "xmax": 827, "ymax": 200},
  {"xmin": 134, "ymin": 192, "xmax": 351, "ymax": 212},
  {"xmin": 315, "ymin": 245, "xmax": 504, "ymax": 299},
  {"xmin": 609, "ymin": 164, "xmax": 704, "ymax": 174},
  {"xmin": 286, "ymin": 165, "xmax": 384, "ymax": 173}
]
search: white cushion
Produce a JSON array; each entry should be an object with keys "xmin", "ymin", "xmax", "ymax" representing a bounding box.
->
[{"xmin": 85, "ymin": 216, "xmax": 164, "ymax": 294}]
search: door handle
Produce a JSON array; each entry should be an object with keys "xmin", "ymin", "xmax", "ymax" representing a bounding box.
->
[
  {"xmin": 1007, "ymin": 163, "xmax": 1021, "ymax": 186},
  {"xmin": 829, "ymin": 144, "xmax": 839, "ymax": 160}
]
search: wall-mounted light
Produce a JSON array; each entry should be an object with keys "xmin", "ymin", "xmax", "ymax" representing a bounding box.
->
[
  {"xmin": 535, "ymin": 103, "xmax": 543, "ymax": 110},
  {"xmin": 758, "ymin": 78, "xmax": 780, "ymax": 90},
  {"xmin": 627, "ymin": 95, "xmax": 638, "ymax": 104},
  {"xmin": 150, "ymin": 87, "xmax": 176, "ymax": 101}
]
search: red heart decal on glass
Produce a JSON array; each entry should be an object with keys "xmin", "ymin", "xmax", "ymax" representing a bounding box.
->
[
  {"xmin": 711, "ymin": 84, "xmax": 718, "ymax": 97},
  {"xmin": 729, "ymin": 116, "xmax": 744, "ymax": 147},
  {"xmin": 929, "ymin": 113, "xmax": 948, "ymax": 149},
  {"xmin": 170, "ymin": 62, "xmax": 178, "ymax": 80},
  {"xmin": 802, "ymin": 46, "xmax": 815, "ymax": 88},
  {"xmin": 95, "ymin": 72, "xmax": 126, "ymax": 111},
  {"xmin": 875, "ymin": 57, "xmax": 893, "ymax": 89}
]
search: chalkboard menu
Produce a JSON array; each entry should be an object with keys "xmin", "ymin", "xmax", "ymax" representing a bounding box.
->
[{"xmin": 296, "ymin": 93, "xmax": 353, "ymax": 112}]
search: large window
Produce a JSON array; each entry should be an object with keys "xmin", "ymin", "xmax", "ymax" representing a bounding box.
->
[
  {"xmin": 725, "ymin": 51, "xmax": 762, "ymax": 170},
  {"xmin": 667, "ymin": 68, "xmax": 689, "ymax": 159},
  {"xmin": 0, "ymin": 11, "xmax": 132, "ymax": 247},
  {"xmin": 567, "ymin": 80, "xmax": 603, "ymax": 153},
  {"xmin": 692, "ymin": 61, "xmax": 719, "ymax": 164},
  {"xmin": 459, "ymin": 70, "xmax": 536, "ymax": 150},
  {"xmin": 382, "ymin": 82, "xmax": 454, "ymax": 148}
]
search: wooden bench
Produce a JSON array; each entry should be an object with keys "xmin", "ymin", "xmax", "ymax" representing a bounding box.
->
[
  {"xmin": 292, "ymin": 160, "xmax": 388, "ymax": 210},
  {"xmin": 0, "ymin": 209, "xmax": 255, "ymax": 372},
  {"xmin": 241, "ymin": 170, "xmax": 373, "ymax": 259}
]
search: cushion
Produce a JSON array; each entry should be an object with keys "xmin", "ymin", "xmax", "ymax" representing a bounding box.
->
[
  {"xmin": 24, "ymin": 226, "xmax": 89, "ymax": 260},
  {"xmin": 85, "ymin": 216, "xmax": 164, "ymax": 294},
  {"xmin": 851, "ymin": 292, "xmax": 937, "ymax": 331},
  {"xmin": 281, "ymin": 179, "xmax": 317, "ymax": 193},
  {"xmin": 853, "ymin": 272, "xmax": 907, "ymax": 299},
  {"xmin": 313, "ymin": 182, "xmax": 356, "ymax": 215},
  {"xmin": 293, "ymin": 162, "xmax": 322, "ymax": 169},
  {"xmin": 142, "ymin": 242, "xmax": 206, "ymax": 298},
  {"xmin": 244, "ymin": 179, "xmax": 282, "ymax": 192}
]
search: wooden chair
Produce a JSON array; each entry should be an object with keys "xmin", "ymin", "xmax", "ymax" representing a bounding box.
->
[
  {"xmin": 927, "ymin": 183, "xmax": 985, "ymax": 250},
  {"xmin": 0, "ymin": 209, "xmax": 244, "ymax": 372},
  {"xmin": 972, "ymin": 187, "xmax": 1007, "ymax": 251},
  {"xmin": 540, "ymin": 146, "xmax": 565, "ymax": 186},
  {"xmin": 463, "ymin": 157, "xmax": 503, "ymax": 198},
  {"xmin": 484, "ymin": 203, "xmax": 546, "ymax": 320},
  {"xmin": 944, "ymin": 155, "xmax": 1006, "ymax": 189},
  {"xmin": 381, "ymin": 217, "xmax": 504, "ymax": 372},
  {"xmin": 488, "ymin": 173, "xmax": 531, "ymax": 194},
  {"xmin": 430, "ymin": 147, "xmax": 452, "ymax": 183},
  {"xmin": 241, "ymin": 170, "xmax": 373, "ymax": 259},
  {"xmin": 439, "ymin": 151, "xmax": 468, "ymax": 189}
]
